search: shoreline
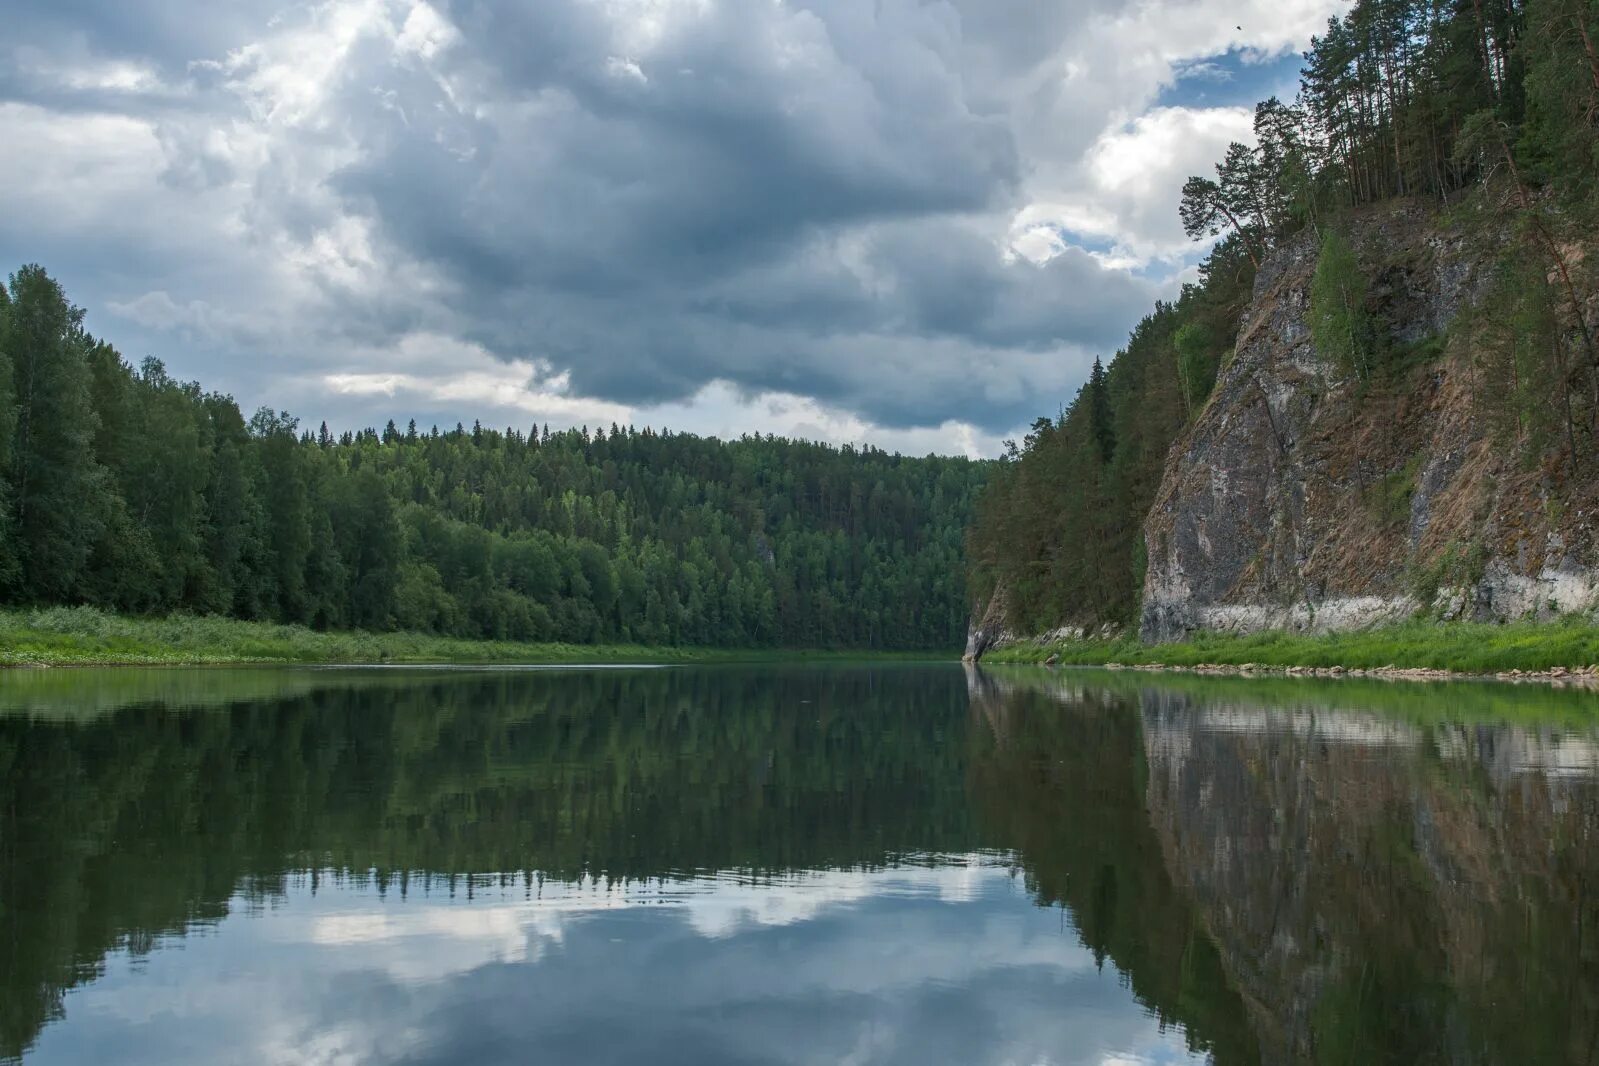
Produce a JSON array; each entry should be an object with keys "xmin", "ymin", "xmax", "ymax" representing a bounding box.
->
[
  {"xmin": 0, "ymin": 607, "xmax": 956, "ymax": 669},
  {"xmin": 2, "ymin": 648, "xmax": 956, "ymax": 669},
  {"xmin": 975, "ymin": 618, "xmax": 1599, "ymax": 686},
  {"xmin": 3, "ymin": 650, "xmax": 955, "ymax": 669},
  {"xmin": 1039, "ymin": 659, "xmax": 1599, "ymax": 687},
  {"xmin": 3, "ymin": 653, "xmax": 951, "ymax": 669}
]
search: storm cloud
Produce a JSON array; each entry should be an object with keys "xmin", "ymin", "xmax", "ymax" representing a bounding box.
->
[{"xmin": 1, "ymin": 0, "xmax": 1344, "ymax": 452}]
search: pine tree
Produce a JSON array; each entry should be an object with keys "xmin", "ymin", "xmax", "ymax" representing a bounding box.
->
[
  {"xmin": 3, "ymin": 266, "xmax": 107, "ymax": 601},
  {"xmin": 1087, "ymin": 358, "xmax": 1115, "ymax": 463},
  {"xmin": 0, "ymin": 281, "xmax": 16, "ymax": 589}
]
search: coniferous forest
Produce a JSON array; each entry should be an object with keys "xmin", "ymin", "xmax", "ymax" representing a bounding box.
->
[
  {"xmin": 967, "ymin": 0, "xmax": 1599, "ymax": 635},
  {"xmin": 0, "ymin": 268, "xmax": 985, "ymax": 650}
]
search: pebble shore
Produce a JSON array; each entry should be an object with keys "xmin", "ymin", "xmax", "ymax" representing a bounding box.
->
[{"xmin": 1045, "ymin": 660, "xmax": 1599, "ymax": 687}]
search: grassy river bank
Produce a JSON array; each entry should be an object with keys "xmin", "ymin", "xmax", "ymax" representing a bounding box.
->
[
  {"xmin": 981, "ymin": 617, "xmax": 1599, "ymax": 679},
  {"xmin": 9, "ymin": 607, "xmax": 1599, "ymax": 677},
  {"xmin": 0, "ymin": 607, "xmax": 951, "ymax": 667}
]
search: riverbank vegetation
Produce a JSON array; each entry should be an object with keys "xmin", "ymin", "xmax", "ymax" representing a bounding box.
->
[
  {"xmin": 0, "ymin": 607, "xmax": 953, "ymax": 667},
  {"xmin": 967, "ymin": 0, "xmax": 1599, "ymax": 635},
  {"xmin": 984, "ymin": 617, "xmax": 1599, "ymax": 675},
  {"xmin": 0, "ymin": 272, "xmax": 985, "ymax": 652}
]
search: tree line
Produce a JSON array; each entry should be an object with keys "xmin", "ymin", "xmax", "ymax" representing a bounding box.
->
[
  {"xmin": 969, "ymin": 0, "xmax": 1598, "ymax": 634},
  {"xmin": 0, "ymin": 267, "xmax": 986, "ymax": 649}
]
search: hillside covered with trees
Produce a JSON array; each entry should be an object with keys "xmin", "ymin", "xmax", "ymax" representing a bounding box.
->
[
  {"xmin": 967, "ymin": 0, "xmax": 1599, "ymax": 637},
  {"xmin": 0, "ymin": 270, "xmax": 985, "ymax": 650}
]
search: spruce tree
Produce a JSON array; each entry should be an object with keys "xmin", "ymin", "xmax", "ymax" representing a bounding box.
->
[
  {"xmin": 3, "ymin": 266, "xmax": 107, "ymax": 601},
  {"xmin": 0, "ymin": 281, "xmax": 16, "ymax": 589}
]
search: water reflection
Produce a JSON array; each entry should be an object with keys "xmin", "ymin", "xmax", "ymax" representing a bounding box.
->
[
  {"xmin": 972, "ymin": 669, "xmax": 1599, "ymax": 1065},
  {"xmin": 28, "ymin": 860, "xmax": 1211, "ymax": 1066},
  {"xmin": 2, "ymin": 665, "xmax": 1596, "ymax": 1063}
]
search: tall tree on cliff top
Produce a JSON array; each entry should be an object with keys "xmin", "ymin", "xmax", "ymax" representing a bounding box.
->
[{"xmin": 1180, "ymin": 171, "xmax": 1265, "ymax": 269}]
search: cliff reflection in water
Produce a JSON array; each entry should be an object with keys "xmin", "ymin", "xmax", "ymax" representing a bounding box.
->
[
  {"xmin": 970, "ymin": 668, "xmax": 1599, "ymax": 1065},
  {"xmin": 1, "ymin": 665, "xmax": 1596, "ymax": 1064}
]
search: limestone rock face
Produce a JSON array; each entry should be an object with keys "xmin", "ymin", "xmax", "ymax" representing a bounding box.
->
[
  {"xmin": 1140, "ymin": 204, "xmax": 1599, "ymax": 642},
  {"xmin": 962, "ymin": 583, "xmax": 1017, "ymax": 661}
]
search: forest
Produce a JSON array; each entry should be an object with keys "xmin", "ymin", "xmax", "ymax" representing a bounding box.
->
[
  {"xmin": 967, "ymin": 0, "xmax": 1599, "ymax": 635},
  {"xmin": 0, "ymin": 272, "xmax": 985, "ymax": 650}
]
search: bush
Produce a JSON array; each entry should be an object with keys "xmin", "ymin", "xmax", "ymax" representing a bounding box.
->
[{"xmin": 1310, "ymin": 229, "xmax": 1375, "ymax": 382}]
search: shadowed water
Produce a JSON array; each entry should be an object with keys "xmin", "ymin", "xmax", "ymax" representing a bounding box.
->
[{"xmin": 1, "ymin": 664, "xmax": 1595, "ymax": 1064}]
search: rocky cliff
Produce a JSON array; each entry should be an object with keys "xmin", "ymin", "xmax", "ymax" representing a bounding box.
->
[
  {"xmin": 959, "ymin": 199, "xmax": 1599, "ymax": 655},
  {"xmin": 1140, "ymin": 203, "xmax": 1599, "ymax": 641},
  {"xmin": 962, "ymin": 582, "xmax": 1016, "ymax": 661}
]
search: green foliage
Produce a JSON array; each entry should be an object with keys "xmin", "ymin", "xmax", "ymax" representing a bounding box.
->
[
  {"xmin": 1172, "ymin": 321, "xmax": 1220, "ymax": 417},
  {"xmin": 0, "ymin": 268, "xmax": 986, "ymax": 651},
  {"xmin": 2, "ymin": 266, "xmax": 106, "ymax": 601},
  {"xmin": 1310, "ymin": 229, "xmax": 1375, "ymax": 382},
  {"xmin": 1469, "ymin": 252, "xmax": 1586, "ymax": 461},
  {"xmin": 1388, "ymin": 331, "xmax": 1448, "ymax": 374},
  {"xmin": 1363, "ymin": 453, "xmax": 1424, "ymax": 529},
  {"xmin": 985, "ymin": 615, "xmax": 1599, "ymax": 674},
  {"xmin": 966, "ymin": 239, "xmax": 1257, "ymax": 633},
  {"xmin": 0, "ymin": 281, "xmax": 14, "ymax": 590},
  {"xmin": 0, "ymin": 606, "xmax": 950, "ymax": 666},
  {"xmin": 1516, "ymin": 0, "xmax": 1599, "ymax": 210},
  {"xmin": 975, "ymin": 0, "xmax": 1599, "ymax": 635},
  {"xmin": 1408, "ymin": 540, "xmax": 1489, "ymax": 615}
]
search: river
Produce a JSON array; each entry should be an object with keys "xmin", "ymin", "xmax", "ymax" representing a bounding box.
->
[{"xmin": 2, "ymin": 664, "xmax": 1595, "ymax": 1064}]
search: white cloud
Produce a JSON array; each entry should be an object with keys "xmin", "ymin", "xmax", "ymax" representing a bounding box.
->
[
  {"xmin": 0, "ymin": 104, "xmax": 165, "ymax": 225},
  {"xmin": 108, "ymin": 290, "xmax": 268, "ymax": 343},
  {"xmin": 1011, "ymin": 105, "xmax": 1257, "ymax": 268},
  {"xmin": 395, "ymin": 2, "xmax": 458, "ymax": 60},
  {"xmin": 2, "ymin": 0, "xmax": 1349, "ymax": 454},
  {"xmin": 643, "ymin": 382, "xmax": 1010, "ymax": 458},
  {"xmin": 1004, "ymin": 0, "xmax": 1344, "ymax": 268},
  {"xmin": 315, "ymin": 348, "xmax": 1010, "ymax": 457}
]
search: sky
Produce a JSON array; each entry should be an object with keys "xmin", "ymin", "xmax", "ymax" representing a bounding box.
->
[{"xmin": 1, "ymin": 0, "xmax": 1345, "ymax": 457}]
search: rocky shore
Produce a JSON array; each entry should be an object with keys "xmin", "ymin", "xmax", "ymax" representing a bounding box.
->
[{"xmin": 1053, "ymin": 659, "xmax": 1599, "ymax": 686}]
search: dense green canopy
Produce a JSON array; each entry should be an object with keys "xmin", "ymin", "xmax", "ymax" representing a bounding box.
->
[{"xmin": 0, "ymin": 269, "xmax": 985, "ymax": 649}]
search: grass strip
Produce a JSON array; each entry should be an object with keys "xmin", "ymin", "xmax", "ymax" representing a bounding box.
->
[
  {"xmin": 982, "ymin": 617, "xmax": 1599, "ymax": 674},
  {"xmin": 0, "ymin": 606, "xmax": 954, "ymax": 667}
]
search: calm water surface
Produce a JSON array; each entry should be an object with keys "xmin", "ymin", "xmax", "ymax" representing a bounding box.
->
[{"xmin": 2, "ymin": 664, "xmax": 1597, "ymax": 1064}]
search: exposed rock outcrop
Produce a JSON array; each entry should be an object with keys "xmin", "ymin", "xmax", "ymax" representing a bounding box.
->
[
  {"xmin": 962, "ymin": 595, "xmax": 1104, "ymax": 660},
  {"xmin": 962, "ymin": 582, "xmax": 1017, "ymax": 661},
  {"xmin": 1140, "ymin": 203, "xmax": 1599, "ymax": 642}
]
